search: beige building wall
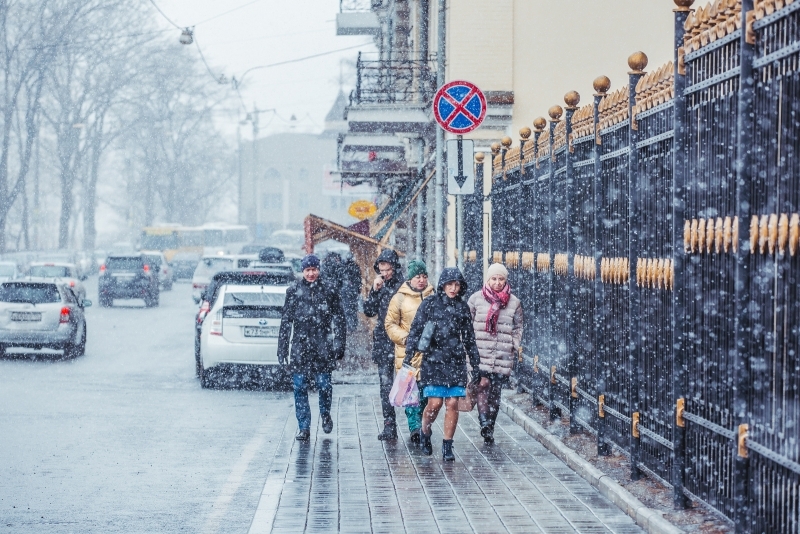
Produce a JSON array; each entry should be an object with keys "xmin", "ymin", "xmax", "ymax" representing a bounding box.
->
[
  {"xmin": 511, "ymin": 1, "xmax": 674, "ymax": 135},
  {"xmin": 438, "ymin": 0, "xmax": 676, "ymax": 270}
]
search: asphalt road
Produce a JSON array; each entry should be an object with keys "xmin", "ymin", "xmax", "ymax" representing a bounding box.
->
[
  {"xmin": 0, "ymin": 278, "xmax": 293, "ymax": 533},
  {"xmin": 0, "ymin": 277, "xmax": 644, "ymax": 534}
]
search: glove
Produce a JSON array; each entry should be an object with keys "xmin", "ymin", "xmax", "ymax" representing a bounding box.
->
[{"xmin": 469, "ymin": 373, "xmax": 482, "ymax": 388}]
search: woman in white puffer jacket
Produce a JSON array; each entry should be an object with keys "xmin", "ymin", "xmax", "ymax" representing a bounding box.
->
[{"xmin": 467, "ymin": 263, "xmax": 523, "ymax": 444}]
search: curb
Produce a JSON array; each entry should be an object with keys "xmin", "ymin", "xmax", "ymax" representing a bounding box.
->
[{"xmin": 500, "ymin": 400, "xmax": 684, "ymax": 534}]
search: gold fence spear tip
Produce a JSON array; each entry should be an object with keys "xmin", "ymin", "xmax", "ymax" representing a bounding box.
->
[
  {"xmin": 733, "ymin": 216, "xmax": 739, "ymax": 253},
  {"xmin": 790, "ymin": 213, "xmax": 800, "ymax": 256},
  {"xmin": 778, "ymin": 213, "xmax": 789, "ymax": 255},
  {"xmin": 715, "ymin": 217, "xmax": 723, "ymax": 254},
  {"xmin": 768, "ymin": 213, "xmax": 778, "ymax": 255},
  {"xmin": 759, "ymin": 214, "xmax": 769, "ymax": 254},
  {"xmin": 697, "ymin": 218, "xmax": 706, "ymax": 254},
  {"xmin": 706, "ymin": 218, "xmax": 714, "ymax": 254},
  {"xmin": 750, "ymin": 215, "xmax": 759, "ymax": 254},
  {"xmin": 690, "ymin": 219, "xmax": 699, "ymax": 253},
  {"xmin": 684, "ymin": 220, "xmax": 692, "ymax": 253},
  {"xmin": 723, "ymin": 216, "xmax": 732, "ymax": 253}
]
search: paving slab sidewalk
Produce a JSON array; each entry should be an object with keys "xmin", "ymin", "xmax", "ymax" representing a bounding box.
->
[{"xmin": 248, "ymin": 388, "xmax": 646, "ymax": 533}]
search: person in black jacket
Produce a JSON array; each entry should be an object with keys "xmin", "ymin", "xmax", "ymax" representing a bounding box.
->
[
  {"xmin": 362, "ymin": 248, "xmax": 403, "ymax": 440},
  {"xmin": 341, "ymin": 252, "xmax": 362, "ymax": 332},
  {"xmin": 278, "ymin": 254, "xmax": 347, "ymax": 442},
  {"xmin": 404, "ymin": 267, "xmax": 480, "ymax": 461}
]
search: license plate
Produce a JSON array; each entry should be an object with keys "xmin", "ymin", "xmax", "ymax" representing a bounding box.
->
[
  {"xmin": 11, "ymin": 312, "xmax": 41, "ymax": 322},
  {"xmin": 243, "ymin": 326, "xmax": 278, "ymax": 337}
]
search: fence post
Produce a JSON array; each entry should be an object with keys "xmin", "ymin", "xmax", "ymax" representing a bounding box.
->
[
  {"xmin": 592, "ymin": 76, "xmax": 612, "ymax": 456},
  {"xmin": 564, "ymin": 91, "xmax": 581, "ymax": 434},
  {"xmin": 490, "ymin": 143, "xmax": 500, "ymax": 263},
  {"xmin": 627, "ymin": 51, "xmax": 648, "ymax": 482},
  {"xmin": 517, "ymin": 128, "xmax": 531, "ymax": 394},
  {"xmin": 548, "ymin": 106, "xmax": 562, "ymax": 421},
  {"xmin": 733, "ymin": 0, "xmax": 755, "ymax": 529},
  {"xmin": 671, "ymin": 0, "xmax": 692, "ymax": 510}
]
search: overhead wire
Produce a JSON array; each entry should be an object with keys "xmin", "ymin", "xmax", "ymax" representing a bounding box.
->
[
  {"xmin": 145, "ymin": 0, "xmax": 182, "ymax": 30},
  {"xmin": 193, "ymin": 0, "xmax": 265, "ymax": 26}
]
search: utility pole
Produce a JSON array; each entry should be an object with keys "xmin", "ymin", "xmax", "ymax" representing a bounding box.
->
[
  {"xmin": 242, "ymin": 104, "xmax": 272, "ymax": 240},
  {"xmin": 434, "ymin": 0, "xmax": 446, "ymax": 278}
]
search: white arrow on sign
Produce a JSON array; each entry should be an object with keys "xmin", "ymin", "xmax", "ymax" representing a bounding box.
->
[{"xmin": 446, "ymin": 138, "xmax": 474, "ymax": 195}]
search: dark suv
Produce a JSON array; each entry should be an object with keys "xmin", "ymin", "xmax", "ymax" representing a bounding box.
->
[{"xmin": 98, "ymin": 255, "xmax": 159, "ymax": 307}]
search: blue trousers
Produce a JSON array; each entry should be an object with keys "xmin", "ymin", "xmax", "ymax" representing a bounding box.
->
[{"xmin": 293, "ymin": 372, "xmax": 332, "ymax": 431}]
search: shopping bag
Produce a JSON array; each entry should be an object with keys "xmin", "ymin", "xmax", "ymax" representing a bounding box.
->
[
  {"xmin": 457, "ymin": 374, "xmax": 477, "ymax": 412},
  {"xmin": 389, "ymin": 364, "xmax": 419, "ymax": 407}
]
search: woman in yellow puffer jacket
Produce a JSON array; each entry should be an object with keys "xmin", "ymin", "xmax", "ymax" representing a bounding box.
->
[{"xmin": 384, "ymin": 260, "xmax": 435, "ymax": 445}]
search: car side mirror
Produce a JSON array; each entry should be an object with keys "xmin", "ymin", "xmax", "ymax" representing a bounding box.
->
[{"xmin": 82, "ymin": 299, "xmax": 92, "ymax": 308}]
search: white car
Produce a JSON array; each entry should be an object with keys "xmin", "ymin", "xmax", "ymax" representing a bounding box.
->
[
  {"xmin": 191, "ymin": 255, "xmax": 239, "ymax": 304},
  {"xmin": 27, "ymin": 262, "xmax": 86, "ymax": 301},
  {"xmin": 141, "ymin": 251, "xmax": 173, "ymax": 291},
  {"xmin": 198, "ymin": 282, "xmax": 289, "ymax": 388}
]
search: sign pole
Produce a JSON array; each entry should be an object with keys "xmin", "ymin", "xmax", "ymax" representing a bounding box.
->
[
  {"xmin": 456, "ymin": 135, "xmax": 464, "ymax": 271},
  {"xmin": 432, "ymin": 79, "xmax": 486, "ymax": 276}
]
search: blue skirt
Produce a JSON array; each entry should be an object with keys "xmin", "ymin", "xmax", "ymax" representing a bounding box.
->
[{"xmin": 424, "ymin": 385, "xmax": 466, "ymax": 398}]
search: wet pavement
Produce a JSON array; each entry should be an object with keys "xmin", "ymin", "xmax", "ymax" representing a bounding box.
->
[
  {"xmin": 249, "ymin": 393, "xmax": 643, "ymax": 534},
  {"xmin": 0, "ymin": 280, "xmax": 642, "ymax": 533}
]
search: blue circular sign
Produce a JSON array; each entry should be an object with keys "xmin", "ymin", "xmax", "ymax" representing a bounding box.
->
[{"xmin": 433, "ymin": 80, "xmax": 487, "ymax": 134}]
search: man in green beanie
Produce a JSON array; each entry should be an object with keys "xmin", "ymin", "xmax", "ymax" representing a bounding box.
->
[{"xmin": 383, "ymin": 260, "xmax": 436, "ymax": 444}]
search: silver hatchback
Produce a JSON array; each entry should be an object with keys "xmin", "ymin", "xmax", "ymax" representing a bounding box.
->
[{"xmin": 0, "ymin": 279, "xmax": 91, "ymax": 358}]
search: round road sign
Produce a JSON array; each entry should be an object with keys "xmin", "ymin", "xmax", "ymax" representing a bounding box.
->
[{"xmin": 433, "ymin": 80, "xmax": 487, "ymax": 134}]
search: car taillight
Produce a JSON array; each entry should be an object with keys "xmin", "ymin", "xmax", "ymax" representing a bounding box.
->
[
  {"xmin": 197, "ymin": 301, "xmax": 210, "ymax": 323},
  {"xmin": 210, "ymin": 311, "xmax": 222, "ymax": 336},
  {"xmin": 193, "ymin": 283, "xmax": 207, "ymax": 289},
  {"xmin": 162, "ymin": 268, "xmax": 167, "ymax": 274},
  {"xmin": 69, "ymin": 280, "xmax": 75, "ymax": 287},
  {"xmin": 99, "ymin": 265, "xmax": 106, "ymax": 273},
  {"xmin": 59, "ymin": 307, "xmax": 70, "ymax": 324},
  {"xmin": 143, "ymin": 265, "xmax": 150, "ymax": 273}
]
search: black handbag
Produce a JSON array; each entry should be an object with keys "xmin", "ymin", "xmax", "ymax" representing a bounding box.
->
[{"xmin": 417, "ymin": 320, "xmax": 436, "ymax": 353}]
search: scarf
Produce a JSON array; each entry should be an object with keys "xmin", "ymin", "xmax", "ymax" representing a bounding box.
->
[{"xmin": 482, "ymin": 282, "xmax": 511, "ymax": 335}]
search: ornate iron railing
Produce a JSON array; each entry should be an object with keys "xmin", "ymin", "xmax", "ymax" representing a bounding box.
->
[
  {"xmin": 351, "ymin": 53, "xmax": 437, "ymax": 105},
  {"xmin": 480, "ymin": 1, "xmax": 800, "ymax": 530}
]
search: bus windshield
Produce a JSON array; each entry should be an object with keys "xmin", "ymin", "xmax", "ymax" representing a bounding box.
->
[{"xmin": 141, "ymin": 232, "xmax": 178, "ymax": 250}]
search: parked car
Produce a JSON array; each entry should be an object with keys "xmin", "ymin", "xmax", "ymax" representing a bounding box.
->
[
  {"xmin": 98, "ymin": 255, "xmax": 159, "ymax": 307},
  {"xmin": 141, "ymin": 250, "xmax": 173, "ymax": 291},
  {"xmin": 0, "ymin": 261, "xmax": 20, "ymax": 282},
  {"xmin": 169, "ymin": 252, "xmax": 201, "ymax": 280},
  {"xmin": 27, "ymin": 262, "xmax": 87, "ymax": 301},
  {"xmin": 196, "ymin": 269, "xmax": 294, "ymax": 388},
  {"xmin": 0, "ymin": 279, "xmax": 91, "ymax": 358}
]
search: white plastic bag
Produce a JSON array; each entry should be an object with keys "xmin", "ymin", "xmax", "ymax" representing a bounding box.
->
[{"xmin": 389, "ymin": 364, "xmax": 419, "ymax": 407}]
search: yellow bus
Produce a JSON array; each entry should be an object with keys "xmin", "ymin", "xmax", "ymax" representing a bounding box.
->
[{"xmin": 140, "ymin": 224, "xmax": 251, "ymax": 261}]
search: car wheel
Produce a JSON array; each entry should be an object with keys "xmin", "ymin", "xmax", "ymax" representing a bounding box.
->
[
  {"xmin": 200, "ymin": 364, "xmax": 213, "ymax": 389},
  {"xmin": 63, "ymin": 322, "xmax": 85, "ymax": 359},
  {"xmin": 194, "ymin": 334, "xmax": 202, "ymax": 378}
]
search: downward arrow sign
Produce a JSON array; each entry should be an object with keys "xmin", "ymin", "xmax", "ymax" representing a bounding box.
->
[{"xmin": 454, "ymin": 137, "xmax": 467, "ymax": 188}]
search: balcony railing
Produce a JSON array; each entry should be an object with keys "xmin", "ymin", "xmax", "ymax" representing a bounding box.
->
[
  {"xmin": 351, "ymin": 53, "xmax": 436, "ymax": 106},
  {"xmin": 339, "ymin": 0, "xmax": 380, "ymax": 13}
]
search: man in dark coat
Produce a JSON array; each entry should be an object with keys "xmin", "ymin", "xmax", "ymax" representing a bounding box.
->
[
  {"xmin": 278, "ymin": 254, "xmax": 347, "ymax": 441},
  {"xmin": 320, "ymin": 251, "xmax": 344, "ymax": 292},
  {"xmin": 362, "ymin": 248, "xmax": 403, "ymax": 440},
  {"xmin": 341, "ymin": 252, "xmax": 362, "ymax": 332}
]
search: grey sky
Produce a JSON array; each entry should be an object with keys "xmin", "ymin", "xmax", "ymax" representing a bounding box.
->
[{"xmin": 155, "ymin": 0, "xmax": 373, "ymax": 137}]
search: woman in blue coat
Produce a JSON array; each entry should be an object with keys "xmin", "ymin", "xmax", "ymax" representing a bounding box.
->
[{"xmin": 404, "ymin": 268, "xmax": 480, "ymax": 461}]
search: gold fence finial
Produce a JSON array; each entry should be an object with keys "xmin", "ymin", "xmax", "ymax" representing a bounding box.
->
[
  {"xmin": 593, "ymin": 75, "xmax": 611, "ymax": 95},
  {"xmin": 533, "ymin": 117, "xmax": 547, "ymax": 131},
  {"xmin": 501, "ymin": 136, "xmax": 512, "ymax": 148},
  {"xmin": 519, "ymin": 127, "xmax": 532, "ymax": 140},
  {"xmin": 474, "ymin": 152, "xmax": 485, "ymax": 163},
  {"xmin": 628, "ymin": 51, "xmax": 649, "ymax": 74},
  {"xmin": 564, "ymin": 91, "xmax": 580, "ymax": 109}
]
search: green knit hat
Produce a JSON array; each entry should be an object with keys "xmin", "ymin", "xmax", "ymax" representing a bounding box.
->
[{"xmin": 406, "ymin": 260, "xmax": 428, "ymax": 280}]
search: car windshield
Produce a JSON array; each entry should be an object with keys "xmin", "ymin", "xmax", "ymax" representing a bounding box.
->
[
  {"xmin": 223, "ymin": 291, "xmax": 285, "ymax": 307},
  {"xmin": 0, "ymin": 265, "xmax": 15, "ymax": 276},
  {"xmin": 195, "ymin": 258, "xmax": 234, "ymax": 276},
  {"xmin": 106, "ymin": 257, "xmax": 143, "ymax": 271},
  {"xmin": 29, "ymin": 265, "xmax": 70, "ymax": 277},
  {"xmin": 0, "ymin": 283, "xmax": 61, "ymax": 304}
]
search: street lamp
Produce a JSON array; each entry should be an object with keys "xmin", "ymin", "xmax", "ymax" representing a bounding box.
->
[{"xmin": 179, "ymin": 28, "xmax": 193, "ymax": 45}]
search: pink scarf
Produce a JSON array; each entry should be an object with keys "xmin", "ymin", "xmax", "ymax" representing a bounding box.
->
[{"xmin": 482, "ymin": 282, "xmax": 511, "ymax": 335}]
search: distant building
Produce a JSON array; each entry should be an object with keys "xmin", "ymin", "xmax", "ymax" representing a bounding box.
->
[{"xmin": 238, "ymin": 92, "xmax": 376, "ymax": 242}]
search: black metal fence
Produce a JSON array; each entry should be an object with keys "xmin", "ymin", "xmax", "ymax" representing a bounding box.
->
[
  {"xmin": 486, "ymin": 1, "xmax": 800, "ymax": 530},
  {"xmin": 351, "ymin": 53, "xmax": 436, "ymax": 105}
]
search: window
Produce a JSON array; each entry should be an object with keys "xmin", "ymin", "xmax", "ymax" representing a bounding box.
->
[
  {"xmin": 107, "ymin": 257, "xmax": 144, "ymax": 271},
  {"xmin": 263, "ymin": 194, "xmax": 282, "ymax": 209},
  {"xmin": 29, "ymin": 265, "xmax": 71, "ymax": 277},
  {"xmin": 0, "ymin": 283, "xmax": 61, "ymax": 304}
]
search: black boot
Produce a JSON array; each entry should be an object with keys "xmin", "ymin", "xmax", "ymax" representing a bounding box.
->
[
  {"xmin": 420, "ymin": 430, "xmax": 433, "ymax": 456},
  {"xmin": 377, "ymin": 422, "xmax": 397, "ymax": 441},
  {"xmin": 321, "ymin": 414, "xmax": 333, "ymax": 434},
  {"xmin": 442, "ymin": 439, "xmax": 455, "ymax": 461},
  {"xmin": 479, "ymin": 413, "xmax": 494, "ymax": 444},
  {"xmin": 295, "ymin": 429, "xmax": 310, "ymax": 441},
  {"xmin": 409, "ymin": 429, "xmax": 421, "ymax": 445}
]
